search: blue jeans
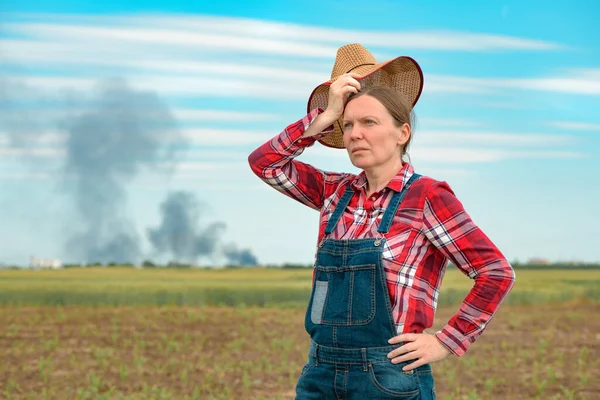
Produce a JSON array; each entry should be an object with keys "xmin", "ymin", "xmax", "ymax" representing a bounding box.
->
[{"xmin": 295, "ymin": 341, "xmax": 435, "ymax": 399}]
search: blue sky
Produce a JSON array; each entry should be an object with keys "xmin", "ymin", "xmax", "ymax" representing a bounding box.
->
[{"xmin": 1, "ymin": 1, "xmax": 599, "ymax": 266}]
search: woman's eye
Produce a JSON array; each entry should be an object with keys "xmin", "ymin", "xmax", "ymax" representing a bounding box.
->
[
  {"xmin": 365, "ymin": 119, "xmax": 374, "ymax": 125},
  {"xmin": 343, "ymin": 123, "xmax": 352, "ymax": 130}
]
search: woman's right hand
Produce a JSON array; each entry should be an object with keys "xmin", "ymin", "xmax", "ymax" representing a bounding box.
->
[
  {"xmin": 321, "ymin": 73, "xmax": 362, "ymax": 124},
  {"xmin": 303, "ymin": 73, "xmax": 362, "ymax": 138}
]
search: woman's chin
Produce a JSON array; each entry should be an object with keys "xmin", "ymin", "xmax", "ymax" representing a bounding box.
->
[{"xmin": 349, "ymin": 158, "xmax": 373, "ymax": 170}]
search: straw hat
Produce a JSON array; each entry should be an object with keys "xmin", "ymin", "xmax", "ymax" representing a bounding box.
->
[{"xmin": 307, "ymin": 43, "xmax": 424, "ymax": 149}]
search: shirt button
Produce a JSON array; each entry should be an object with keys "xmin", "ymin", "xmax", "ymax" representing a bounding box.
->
[
  {"xmin": 297, "ymin": 139, "xmax": 302, "ymax": 144},
  {"xmin": 371, "ymin": 196, "xmax": 376, "ymax": 201}
]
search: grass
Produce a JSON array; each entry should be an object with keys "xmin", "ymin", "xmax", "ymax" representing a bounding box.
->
[{"xmin": 1, "ymin": 267, "xmax": 600, "ymax": 307}]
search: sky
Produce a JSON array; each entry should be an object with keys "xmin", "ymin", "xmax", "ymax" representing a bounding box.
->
[{"xmin": 0, "ymin": 0, "xmax": 599, "ymax": 266}]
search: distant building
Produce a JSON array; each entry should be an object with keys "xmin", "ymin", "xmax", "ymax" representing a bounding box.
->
[
  {"xmin": 30, "ymin": 256, "xmax": 63, "ymax": 269},
  {"xmin": 526, "ymin": 257, "xmax": 550, "ymax": 265}
]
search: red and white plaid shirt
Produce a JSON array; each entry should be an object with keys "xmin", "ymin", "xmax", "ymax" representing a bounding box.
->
[{"xmin": 248, "ymin": 109, "xmax": 515, "ymax": 357}]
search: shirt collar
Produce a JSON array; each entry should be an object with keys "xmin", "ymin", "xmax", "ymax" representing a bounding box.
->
[{"xmin": 351, "ymin": 163, "xmax": 415, "ymax": 193}]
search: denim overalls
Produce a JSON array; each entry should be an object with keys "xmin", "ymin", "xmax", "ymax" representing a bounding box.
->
[{"xmin": 296, "ymin": 173, "xmax": 436, "ymax": 400}]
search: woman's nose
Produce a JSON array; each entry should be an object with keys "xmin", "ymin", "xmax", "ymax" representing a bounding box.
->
[{"xmin": 349, "ymin": 125, "xmax": 362, "ymax": 139}]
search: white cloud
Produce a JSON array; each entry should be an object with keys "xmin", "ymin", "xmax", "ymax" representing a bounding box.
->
[
  {"xmin": 0, "ymin": 39, "xmax": 329, "ymax": 82},
  {"xmin": 0, "ymin": 127, "xmax": 267, "ymax": 149},
  {"xmin": 427, "ymin": 72, "xmax": 600, "ymax": 96},
  {"xmin": 3, "ymin": 13, "xmax": 565, "ymax": 52},
  {"xmin": 177, "ymin": 149, "xmax": 255, "ymax": 162},
  {"xmin": 0, "ymin": 14, "xmax": 577, "ymax": 103},
  {"xmin": 462, "ymin": 99, "xmax": 540, "ymax": 110},
  {"xmin": 131, "ymin": 161, "xmax": 251, "ymax": 187},
  {"xmin": 0, "ymin": 147, "xmax": 65, "ymax": 157},
  {"xmin": 0, "ymin": 171, "xmax": 62, "ymax": 180},
  {"xmin": 152, "ymin": 161, "xmax": 237, "ymax": 171},
  {"xmin": 3, "ymin": 74, "xmax": 311, "ymax": 100},
  {"xmin": 496, "ymin": 73, "xmax": 600, "ymax": 95},
  {"xmin": 415, "ymin": 130, "xmax": 574, "ymax": 146},
  {"xmin": 423, "ymin": 75, "xmax": 493, "ymax": 94},
  {"xmin": 121, "ymin": 14, "xmax": 563, "ymax": 51},
  {"xmin": 546, "ymin": 121, "xmax": 600, "ymax": 131},
  {"xmin": 0, "ymin": 13, "xmax": 592, "ymax": 170},
  {"xmin": 409, "ymin": 167, "xmax": 475, "ymax": 177},
  {"xmin": 410, "ymin": 148, "xmax": 586, "ymax": 163},
  {"xmin": 0, "ymin": 132, "xmax": 65, "ymax": 146},
  {"xmin": 416, "ymin": 118, "xmax": 485, "ymax": 129},
  {"xmin": 0, "ymin": 108, "xmax": 276, "ymax": 125},
  {"xmin": 172, "ymin": 109, "xmax": 276, "ymax": 122},
  {"xmin": 180, "ymin": 128, "xmax": 268, "ymax": 145},
  {"xmin": 4, "ymin": 22, "xmax": 338, "ymax": 57},
  {"xmin": 6, "ymin": 68, "xmax": 599, "ymax": 103},
  {"xmin": 306, "ymin": 145, "xmax": 585, "ymax": 163}
]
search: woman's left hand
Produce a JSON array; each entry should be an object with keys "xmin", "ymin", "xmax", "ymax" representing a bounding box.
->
[{"xmin": 387, "ymin": 332, "xmax": 452, "ymax": 372}]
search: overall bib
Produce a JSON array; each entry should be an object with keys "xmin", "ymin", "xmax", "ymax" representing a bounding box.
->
[{"xmin": 296, "ymin": 173, "xmax": 436, "ymax": 400}]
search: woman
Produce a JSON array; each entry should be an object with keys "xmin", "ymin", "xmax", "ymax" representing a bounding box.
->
[{"xmin": 248, "ymin": 44, "xmax": 515, "ymax": 400}]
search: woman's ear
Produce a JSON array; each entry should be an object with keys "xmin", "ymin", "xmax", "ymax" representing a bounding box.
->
[{"xmin": 398, "ymin": 123, "xmax": 411, "ymax": 146}]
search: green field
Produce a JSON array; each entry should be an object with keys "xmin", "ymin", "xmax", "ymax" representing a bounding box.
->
[
  {"xmin": 1, "ymin": 267, "xmax": 599, "ymax": 307},
  {"xmin": 1, "ymin": 267, "xmax": 599, "ymax": 399}
]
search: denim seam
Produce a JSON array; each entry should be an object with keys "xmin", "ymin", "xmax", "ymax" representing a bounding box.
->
[
  {"xmin": 348, "ymin": 269, "xmax": 354, "ymax": 324},
  {"xmin": 332, "ymin": 326, "xmax": 338, "ymax": 346},
  {"xmin": 368, "ymin": 363, "xmax": 420, "ymax": 396},
  {"xmin": 342, "ymin": 368, "xmax": 348, "ymax": 397},
  {"xmin": 321, "ymin": 271, "xmax": 332, "ymax": 324},
  {"xmin": 333, "ymin": 367, "xmax": 340, "ymax": 399},
  {"xmin": 317, "ymin": 264, "xmax": 375, "ymax": 272},
  {"xmin": 299, "ymin": 362, "xmax": 316, "ymax": 378},
  {"xmin": 318, "ymin": 247, "xmax": 384, "ymax": 256},
  {"xmin": 310, "ymin": 341, "xmax": 401, "ymax": 353},
  {"xmin": 316, "ymin": 357, "xmax": 364, "ymax": 365}
]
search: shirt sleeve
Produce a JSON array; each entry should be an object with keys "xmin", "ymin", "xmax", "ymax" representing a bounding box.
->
[
  {"xmin": 248, "ymin": 108, "xmax": 341, "ymax": 210},
  {"xmin": 423, "ymin": 182, "xmax": 516, "ymax": 357}
]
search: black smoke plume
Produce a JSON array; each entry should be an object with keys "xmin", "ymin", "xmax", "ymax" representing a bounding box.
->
[
  {"xmin": 148, "ymin": 191, "xmax": 258, "ymax": 266},
  {"xmin": 2, "ymin": 76, "xmax": 257, "ymax": 266},
  {"xmin": 61, "ymin": 79, "xmax": 179, "ymax": 264}
]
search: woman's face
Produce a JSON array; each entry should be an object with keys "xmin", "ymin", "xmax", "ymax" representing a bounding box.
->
[{"xmin": 342, "ymin": 95, "xmax": 410, "ymax": 171}]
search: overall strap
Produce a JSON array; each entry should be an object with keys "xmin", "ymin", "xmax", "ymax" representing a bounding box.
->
[
  {"xmin": 324, "ymin": 186, "xmax": 355, "ymax": 235},
  {"xmin": 377, "ymin": 173, "xmax": 421, "ymax": 234}
]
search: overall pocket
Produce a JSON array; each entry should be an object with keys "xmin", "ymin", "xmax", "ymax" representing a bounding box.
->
[
  {"xmin": 313, "ymin": 264, "xmax": 376, "ymax": 326},
  {"xmin": 368, "ymin": 361, "xmax": 420, "ymax": 398}
]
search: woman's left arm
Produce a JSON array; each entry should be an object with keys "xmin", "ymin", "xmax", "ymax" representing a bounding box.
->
[
  {"xmin": 387, "ymin": 181, "xmax": 515, "ymax": 370},
  {"xmin": 422, "ymin": 181, "xmax": 516, "ymax": 356}
]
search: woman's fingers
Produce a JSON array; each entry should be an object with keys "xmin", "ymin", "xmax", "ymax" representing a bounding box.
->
[
  {"xmin": 323, "ymin": 73, "xmax": 362, "ymax": 120},
  {"xmin": 341, "ymin": 84, "xmax": 359, "ymax": 98},
  {"xmin": 387, "ymin": 342, "xmax": 417, "ymax": 359},
  {"xmin": 333, "ymin": 73, "xmax": 361, "ymax": 91},
  {"xmin": 331, "ymin": 76, "xmax": 361, "ymax": 103}
]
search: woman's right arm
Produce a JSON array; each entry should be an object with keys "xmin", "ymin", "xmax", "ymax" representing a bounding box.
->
[
  {"xmin": 248, "ymin": 73, "xmax": 362, "ymax": 210},
  {"xmin": 247, "ymin": 108, "xmax": 336, "ymax": 211}
]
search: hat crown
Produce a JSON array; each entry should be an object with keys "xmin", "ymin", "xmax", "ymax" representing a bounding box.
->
[
  {"xmin": 308, "ymin": 43, "xmax": 424, "ymax": 149},
  {"xmin": 330, "ymin": 43, "xmax": 378, "ymax": 80}
]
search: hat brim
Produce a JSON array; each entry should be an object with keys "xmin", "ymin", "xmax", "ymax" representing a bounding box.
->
[{"xmin": 307, "ymin": 56, "xmax": 424, "ymax": 149}]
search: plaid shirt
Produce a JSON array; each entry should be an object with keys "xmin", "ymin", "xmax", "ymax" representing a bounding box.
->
[{"xmin": 248, "ymin": 108, "xmax": 515, "ymax": 357}]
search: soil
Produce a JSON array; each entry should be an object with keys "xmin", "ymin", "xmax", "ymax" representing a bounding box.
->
[{"xmin": 1, "ymin": 301, "xmax": 598, "ymax": 399}]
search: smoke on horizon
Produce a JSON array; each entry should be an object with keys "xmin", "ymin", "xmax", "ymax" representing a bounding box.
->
[
  {"xmin": 148, "ymin": 191, "xmax": 258, "ymax": 266},
  {"xmin": 2, "ymin": 76, "xmax": 258, "ymax": 266}
]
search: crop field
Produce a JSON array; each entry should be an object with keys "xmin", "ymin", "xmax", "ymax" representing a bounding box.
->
[
  {"xmin": 2, "ymin": 267, "xmax": 600, "ymax": 308},
  {"xmin": 1, "ymin": 267, "xmax": 599, "ymax": 399}
]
